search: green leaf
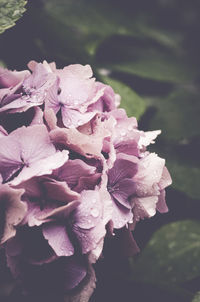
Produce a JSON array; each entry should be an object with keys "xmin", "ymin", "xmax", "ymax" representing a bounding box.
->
[
  {"xmin": 0, "ymin": 0, "xmax": 27, "ymax": 34},
  {"xmin": 132, "ymin": 220, "xmax": 200, "ymax": 284},
  {"xmin": 166, "ymin": 159, "xmax": 200, "ymax": 200},
  {"xmin": 148, "ymin": 90, "xmax": 200, "ymax": 141},
  {"xmin": 100, "ymin": 75, "xmax": 147, "ymax": 119},
  {"xmin": 0, "ymin": 60, "xmax": 6, "ymax": 67},
  {"xmin": 104, "ymin": 52, "xmax": 196, "ymax": 84},
  {"xmin": 32, "ymin": 0, "xmax": 182, "ymax": 63},
  {"xmin": 192, "ymin": 292, "xmax": 200, "ymax": 302}
]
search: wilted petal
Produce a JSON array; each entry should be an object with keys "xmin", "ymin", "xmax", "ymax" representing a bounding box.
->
[{"xmin": 0, "ymin": 185, "xmax": 26, "ymax": 244}]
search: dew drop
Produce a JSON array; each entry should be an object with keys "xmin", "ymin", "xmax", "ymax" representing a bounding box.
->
[
  {"xmin": 77, "ymin": 120, "xmax": 82, "ymax": 126},
  {"xmin": 91, "ymin": 208, "xmax": 99, "ymax": 218},
  {"xmin": 120, "ymin": 130, "xmax": 126, "ymax": 136}
]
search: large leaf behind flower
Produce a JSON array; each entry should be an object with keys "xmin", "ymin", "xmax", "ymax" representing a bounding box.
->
[
  {"xmin": 132, "ymin": 220, "xmax": 200, "ymax": 284},
  {"xmin": 147, "ymin": 90, "xmax": 200, "ymax": 142},
  {"xmin": 100, "ymin": 75, "xmax": 147, "ymax": 119},
  {"xmin": 0, "ymin": 0, "xmax": 27, "ymax": 34},
  {"xmin": 28, "ymin": 0, "xmax": 184, "ymax": 65}
]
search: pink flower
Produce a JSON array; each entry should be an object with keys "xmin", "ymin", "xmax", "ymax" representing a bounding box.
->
[{"xmin": 0, "ymin": 60, "xmax": 172, "ymax": 300}]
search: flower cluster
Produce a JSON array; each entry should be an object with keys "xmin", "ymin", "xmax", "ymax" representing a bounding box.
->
[{"xmin": 0, "ymin": 62, "xmax": 172, "ymax": 300}]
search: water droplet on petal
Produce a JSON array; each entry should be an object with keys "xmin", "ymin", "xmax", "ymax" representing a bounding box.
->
[
  {"xmin": 120, "ymin": 130, "xmax": 126, "ymax": 136},
  {"xmin": 91, "ymin": 208, "xmax": 99, "ymax": 218},
  {"xmin": 77, "ymin": 120, "xmax": 83, "ymax": 126}
]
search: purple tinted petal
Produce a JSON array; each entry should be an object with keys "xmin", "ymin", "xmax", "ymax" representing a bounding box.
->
[
  {"xmin": 108, "ymin": 153, "xmax": 138, "ymax": 186},
  {"xmin": 43, "ymin": 223, "xmax": 74, "ymax": 257},
  {"xmin": 89, "ymin": 82, "xmax": 116, "ymax": 112},
  {"xmin": 50, "ymin": 127, "xmax": 103, "ymax": 159},
  {"xmin": 63, "ymin": 255, "xmax": 88, "ymax": 291},
  {"xmin": 0, "ymin": 124, "xmax": 68, "ymax": 185},
  {"xmin": 73, "ymin": 191, "xmax": 102, "ymax": 229},
  {"xmin": 0, "ymin": 135, "xmax": 22, "ymax": 182},
  {"xmin": 39, "ymin": 200, "xmax": 80, "ymax": 221},
  {"xmin": 42, "ymin": 178, "xmax": 80, "ymax": 202},
  {"xmin": 64, "ymin": 263, "xmax": 96, "ymax": 302},
  {"xmin": 73, "ymin": 222, "xmax": 106, "ymax": 254},
  {"xmin": 55, "ymin": 159, "xmax": 96, "ymax": 188},
  {"xmin": 10, "ymin": 149, "xmax": 69, "ymax": 186},
  {"xmin": 111, "ymin": 199, "xmax": 133, "ymax": 229},
  {"xmin": 58, "ymin": 64, "xmax": 95, "ymax": 109},
  {"xmin": 112, "ymin": 178, "xmax": 136, "ymax": 209},
  {"xmin": 45, "ymin": 78, "xmax": 61, "ymax": 114},
  {"xmin": 74, "ymin": 173, "xmax": 101, "ymax": 193}
]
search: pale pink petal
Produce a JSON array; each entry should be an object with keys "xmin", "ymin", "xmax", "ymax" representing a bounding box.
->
[
  {"xmin": 9, "ymin": 150, "xmax": 69, "ymax": 186},
  {"xmin": 30, "ymin": 107, "xmax": 44, "ymax": 125},
  {"xmin": 134, "ymin": 153, "xmax": 165, "ymax": 188},
  {"xmin": 159, "ymin": 166, "xmax": 172, "ymax": 190},
  {"xmin": 0, "ymin": 67, "xmax": 30, "ymax": 88},
  {"xmin": 133, "ymin": 196, "xmax": 159, "ymax": 221},
  {"xmin": 138, "ymin": 130, "xmax": 161, "ymax": 149},
  {"xmin": 61, "ymin": 106, "xmax": 96, "ymax": 128}
]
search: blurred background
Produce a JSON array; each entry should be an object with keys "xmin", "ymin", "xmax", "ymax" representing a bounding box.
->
[{"xmin": 0, "ymin": 0, "xmax": 200, "ymax": 301}]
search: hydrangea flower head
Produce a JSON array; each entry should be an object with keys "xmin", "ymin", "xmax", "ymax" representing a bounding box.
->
[{"xmin": 0, "ymin": 61, "xmax": 172, "ymax": 301}]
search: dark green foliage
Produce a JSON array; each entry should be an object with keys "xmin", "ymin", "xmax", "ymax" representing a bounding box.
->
[{"xmin": 0, "ymin": 0, "xmax": 27, "ymax": 34}]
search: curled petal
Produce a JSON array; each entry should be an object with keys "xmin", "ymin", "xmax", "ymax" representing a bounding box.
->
[{"xmin": 0, "ymin": 185, "xmax": 26, "ymax": 244}]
